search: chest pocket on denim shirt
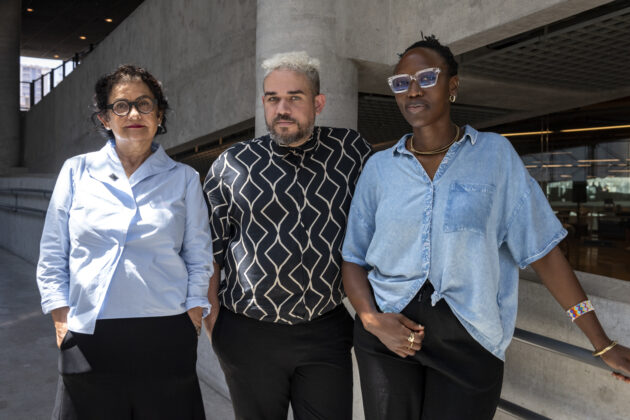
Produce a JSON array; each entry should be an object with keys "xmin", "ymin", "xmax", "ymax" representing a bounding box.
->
[{"xmin": 443, "ymin": 182, "xmax": 496, "ymax": 235}]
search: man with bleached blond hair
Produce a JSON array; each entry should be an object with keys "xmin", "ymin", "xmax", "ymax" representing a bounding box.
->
[{"xmin": 203, "ymin": 51, "xmax": 371, "ymax": 419}]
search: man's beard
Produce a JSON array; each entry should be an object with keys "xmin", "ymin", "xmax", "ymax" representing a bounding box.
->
[{"xmin": 267, "ymin": 114, "xmax": 314, "ymax": 146}]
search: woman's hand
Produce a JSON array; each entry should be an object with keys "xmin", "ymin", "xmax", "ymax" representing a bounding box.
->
[
  {"xmin": 600, "ymin": 343, "xmax": 630, "ymax": 383},
  {"xmin": 51, "ymin": 306, "xmax": 69, "ymax": 348},
  {"xmin": 362, "ymin": 312, "xmax": 424, "ymax": 358},
  {"xmin": 187, "ymin": 306, "xmax": 203, "ymax": 336}
]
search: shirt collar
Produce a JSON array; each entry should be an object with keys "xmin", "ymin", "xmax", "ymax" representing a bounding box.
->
[
  {"xmin": 392, "ymin": 124, "xmax": 478, "ymax": 157},
  {"xmin": 129, "ymin": 140, "xmax": 176, "ymax": 185},
  {"xmin": 269, "ymin": 126, "xmax": 319, "ymax": 157},
  {"xmin": 87, "ymin": 139, "xmax": 176, "ymax": 186}
]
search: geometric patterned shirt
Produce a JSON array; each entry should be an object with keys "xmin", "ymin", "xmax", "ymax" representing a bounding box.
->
[{"xmin": 203, "ymin": 127, "xmax": 372, "ymax": 324}]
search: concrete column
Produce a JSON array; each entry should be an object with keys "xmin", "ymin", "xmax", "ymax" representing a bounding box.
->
[
  {"xmin": 255, "ymin": 0, "xmax": 358, "ymax": 137},
  {"xmin": 0, "ymin": 0, "xmax": 21, "ymax": 174}
]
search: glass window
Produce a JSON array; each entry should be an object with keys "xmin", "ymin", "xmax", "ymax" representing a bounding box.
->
[{"xmin": 521, "ymin": 138, "xmax": 630, "ymax": 280}]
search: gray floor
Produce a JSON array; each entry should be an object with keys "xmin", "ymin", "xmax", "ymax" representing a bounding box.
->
[{"xmin": 0, "ymin": 247, "xmax": 234, "ymax": 420}]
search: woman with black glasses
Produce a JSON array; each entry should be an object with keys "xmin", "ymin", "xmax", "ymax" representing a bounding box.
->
[
  {"xmin": 37, "ymin": 65, "xmax": 212, "ymax": 419},
  {"xmin": 342, "ymin": 35, "xmax": 630, "ymax": 419}
]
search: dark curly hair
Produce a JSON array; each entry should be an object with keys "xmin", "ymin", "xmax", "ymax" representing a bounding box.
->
[
  {"xmin": 92, "ymin": 64, "xmax": 169, "ymax": 139},
  {"xmin": 398, "ymin": 34, "xmax": 458, "ymax": 77}
]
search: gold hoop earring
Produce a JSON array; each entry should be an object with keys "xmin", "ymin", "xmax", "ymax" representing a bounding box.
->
[{"xmin": 449, "ymin": 94, "xmax": 456, "ymax": 103}]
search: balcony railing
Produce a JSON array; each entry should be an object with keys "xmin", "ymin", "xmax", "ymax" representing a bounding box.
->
[
  {"xmin": 0, "ymin": 187, "xmax": 50, "ymax": 215},
  {"xmin": 20, "ymin": 44, "xmax": 97, "ymax": 111}
]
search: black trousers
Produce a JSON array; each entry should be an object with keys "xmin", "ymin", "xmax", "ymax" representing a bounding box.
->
[
  {"xmin": 52, "ymin": 313, "xmax": 205, "ymax": 420},
  {"xmin": 212, "ymin": 305, "xmax": 354, "ymax": 420},
  {"xmin": 354, "ymin": 282, "xmax": 504, "ymax": 420}
]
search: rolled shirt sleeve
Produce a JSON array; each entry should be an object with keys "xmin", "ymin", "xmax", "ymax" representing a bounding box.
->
[
  {"xmin": 37, "ymin": 159, "xmax": 77, "ymax": 313},
  {"xmin": 504, "ymin": 176, "xmax": 567, "ymax": 268},
  {"xmin": 180, "ymin": 168, "xmax": 213, "ymax": 316}
]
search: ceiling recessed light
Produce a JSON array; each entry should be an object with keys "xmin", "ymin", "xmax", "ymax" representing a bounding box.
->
[
  {"xmin": 79, "ymin": 36, "xmax": 87, "ymax": 40},
  {"xmin": 105, "ymin": 18, "xmax": 113, "ymax": 23},
  {"xmin": 53, "ymin": 54, "xmax": 59, "ymax": 58},
  {"xmin": 26, "ymin": 8, "xmax": 34, "ymax": 12}
]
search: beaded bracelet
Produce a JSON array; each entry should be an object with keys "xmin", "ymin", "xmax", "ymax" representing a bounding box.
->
[{"xmin": 566, "ymin": 300, "xmax": 594, "ymax": 322}]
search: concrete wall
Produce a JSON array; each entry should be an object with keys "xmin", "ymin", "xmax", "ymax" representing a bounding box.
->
[
  {"xmin": 0, "ymin": 0, "xmax": 22, "ymax": 174},
  {"xmin": 0, "ymin": 175, "xmax": 55, "ymax": 264},
  {"xmin": 255, "ymin": 0, "xmax": 360, "ymax": 136},
  {"xmin": 20, "ymin": 0, "xmax": 613, "ymax": 174},
  {"xmin": 23, "ymin": 0, "xmax": 257, "ymax": 174}
]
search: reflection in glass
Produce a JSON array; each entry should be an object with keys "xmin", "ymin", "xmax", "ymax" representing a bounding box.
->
[{"xmin": 522, "ymin": 139, "xmax": 630, "ymax": 280}]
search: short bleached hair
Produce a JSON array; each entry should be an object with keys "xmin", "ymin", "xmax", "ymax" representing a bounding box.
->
[{"xmin": 262, "ymin": 51, "xmax": 321, "ymax": 95}]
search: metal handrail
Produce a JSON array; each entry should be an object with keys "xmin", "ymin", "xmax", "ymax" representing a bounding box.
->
[
  {"xmin": 497, "ymin": 399, "xmax": 551, "ymax": 420},
  {"xmin": 0, "ymin": 188, "xmax": 52, "ymax": 197},
  {"xmin": 0, "ymin": 188, "xmax": 51, "ymax": 217},
  {"xmin": 495, "ymin": 327, "xmax": 613, "ymax": 419},
  {"xmin": 0, "ymin": 204, "xmax": 46, "ymax": 216},
  {"xmin": 513, "ymin": 327, "xmax": 609, "ymax": 371}
]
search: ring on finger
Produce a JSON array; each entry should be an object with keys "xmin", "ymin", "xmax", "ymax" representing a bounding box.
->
[{"xmin": 407, "ymin": 332, "xmax": 415, "ymax": 344}]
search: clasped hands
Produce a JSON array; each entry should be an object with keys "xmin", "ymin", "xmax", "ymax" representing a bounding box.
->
[{"xmin": 363, "ymin": 312, "xmax": 424, "ymax": 358}]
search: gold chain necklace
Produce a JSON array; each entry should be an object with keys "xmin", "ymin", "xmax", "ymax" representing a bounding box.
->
[{"xmin": 407, "ymin": 125, "xmax": 460, "ymax": 156}]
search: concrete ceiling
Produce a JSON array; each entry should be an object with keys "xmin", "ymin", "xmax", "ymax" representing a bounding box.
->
[
  {"xmin": 459, "ymin": 0, "xmax": 630, "ymax": 127},
  {"xmin": 21, "ymin": 0, "xmax": 144, "ymax": 60},
  {"xmin": 20, "ymin": 0, "xmax": 630, "ymax": 158},
  {"xmin": 357, "ymin": 0, "xmax": 630, "ymax": 142}
]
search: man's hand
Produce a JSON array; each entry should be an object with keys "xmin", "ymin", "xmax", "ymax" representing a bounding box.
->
[
  {"xmin": 203, "ymin": 261, "xmax": 221, "ymax": 341},
  {"xmin": 187, "ymin": 306, "xmax": 203, "ymax": 336},
  {"xmin": 362, "ymin": 312, "xmax": 424, "ymax": 358},
  {"xmin": 203, "ymin": 303, "xmax": 220, "ymax": 340},
  {"xmin": 51, "ymin": 306, "xmax": 69, "ymax": 348}
]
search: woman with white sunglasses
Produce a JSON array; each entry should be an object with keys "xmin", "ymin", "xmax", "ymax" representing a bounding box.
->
[{"xmin": 341, "ymin": 34, "xmax": 630, "ymax": 419}]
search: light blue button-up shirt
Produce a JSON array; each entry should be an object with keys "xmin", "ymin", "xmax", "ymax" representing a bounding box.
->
[
  {"xmin": 342, "ymin": 125, "xmax": 566, "ymax": 360},
  {"xmin": 37, "ymin": 139, "xmax": 213, "ymax": 334}
]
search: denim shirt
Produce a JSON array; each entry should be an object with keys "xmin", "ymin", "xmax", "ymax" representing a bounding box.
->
[
  {"xmin": 37, "ymin": 140, "xmax": 213, "ymax": 334},
  {"xmin": 342, "ymin": 125, "xmax": 566, "ymax": 360}
]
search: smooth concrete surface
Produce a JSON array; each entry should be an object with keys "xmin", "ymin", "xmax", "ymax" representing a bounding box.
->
[
  {"xmin": 0, "ymin": 174, "xmax": 55, "ymax": 264},
  {"xmin": 0, "ymin": 247, "xmax": 234, "ymax": 420},
  {"xmin": 22, "ymin": 0, "xmax": 257, "ymax": 174},
  {"xmin": 255, "ymin": 0, "xmax": 359, "ymax": 136},
  {"xmin": 0, "ymin": 0, "xmax": 21, "ymax": 174},
  {"xmin": 338, "ymin": 0, "xmax": 612, "ymax": 63}
]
